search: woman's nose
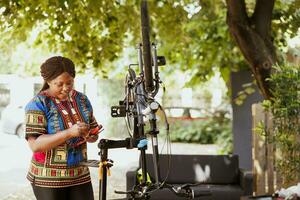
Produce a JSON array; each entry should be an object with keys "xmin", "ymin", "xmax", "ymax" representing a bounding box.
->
[{"xmin": 63, "ymin": 84, "xmax": 72, "ymax": 91}]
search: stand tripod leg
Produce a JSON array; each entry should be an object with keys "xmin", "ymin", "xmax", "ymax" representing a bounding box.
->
[
  {"xmin": 97, "ymin": 138, "xmax": 133, "ymax": 200},
  {"xmin": 151, "ymin": 135, "xmax": 161, "ymax": 184},
  {"xmin": 99, "ymin": 148, "xmax": 108, "ymax": 200},
  {"xmin": 139, "ymin": 149, "xmax": 148, "ymax": 184}
]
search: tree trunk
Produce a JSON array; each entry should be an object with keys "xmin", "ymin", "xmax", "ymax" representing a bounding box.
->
[{"xmin": 226, "ymin": 0, "xmax": 276, "ymax": 99}]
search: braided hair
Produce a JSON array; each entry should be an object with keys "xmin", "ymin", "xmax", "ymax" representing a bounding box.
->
[{"xmin": 40, "ymin": 56, "xmax": 76, "ymax": 91}]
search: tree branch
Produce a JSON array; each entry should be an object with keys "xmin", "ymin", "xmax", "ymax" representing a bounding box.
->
[
  {"xmin": 226, "ymin": 0, "xmax": 249, "ymax": 23},
  {"xmin": 252, "ymin": 0, "xmax": 275, "ymax": 40},
  {"xmin": 226, "ymin": 0, "xmax": 276, "ymax": 99}
]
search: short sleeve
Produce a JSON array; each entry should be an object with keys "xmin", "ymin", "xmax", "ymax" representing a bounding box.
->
[{"xmin": 24, "ymin": 96, "xmax": 47, "ymax": 140}]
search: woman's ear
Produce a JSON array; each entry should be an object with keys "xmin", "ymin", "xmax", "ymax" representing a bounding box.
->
[{"xmin": 46, "ymin": 80, "xmax": 52, "ymax": 87}]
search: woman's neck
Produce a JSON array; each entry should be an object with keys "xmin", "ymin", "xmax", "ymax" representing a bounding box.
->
[{"xmin": 44, "ymin": 89, "xmax": 69, "ymax": 101}]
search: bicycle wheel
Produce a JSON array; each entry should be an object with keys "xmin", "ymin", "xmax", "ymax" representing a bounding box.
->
[
  {"xmin": 124, "ymin": 68, "xmax": 137, "ymax": 136},
  {"xmin": 140, "ymin": 0, "xmax": 154, "ymax": 93}
]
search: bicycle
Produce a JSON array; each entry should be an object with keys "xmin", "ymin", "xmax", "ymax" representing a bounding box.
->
[{"xmin": 82, "ymin": 1, "xmax": 211, "ymax": 199}]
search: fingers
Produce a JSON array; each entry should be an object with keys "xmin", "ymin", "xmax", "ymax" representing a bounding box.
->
[
  {"xmin": 76, "ymin": 122, "xmax": 89, "ymax": 137},
  {"xmin": 77, "ymin": 122, "xmax": 89, "ymax": 130},
  {"xmin": 76, "ymin": 138, "xmax": 87, "ymax": 146}
]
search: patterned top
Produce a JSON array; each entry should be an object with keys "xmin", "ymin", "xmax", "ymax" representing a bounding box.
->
[{"xmin": 25, "ymin": 89, "xmax": 101, "ymax": 188}]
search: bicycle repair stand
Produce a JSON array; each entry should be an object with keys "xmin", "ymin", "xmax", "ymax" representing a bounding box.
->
[{"xmin": 97, "ymin": 137, "xmax": 148, "ymax": 200}]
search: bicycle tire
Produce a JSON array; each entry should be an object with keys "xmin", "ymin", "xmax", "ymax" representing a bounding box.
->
[
  {"xmin": 140, "ymin": 0, "xmax": 154, "ymax": 93},
  {"xmin": 124, "ymin": 68, "xmax": 136, "ymax": 137}
]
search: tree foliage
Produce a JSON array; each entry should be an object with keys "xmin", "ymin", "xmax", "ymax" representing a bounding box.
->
[
  {"xmin": 0, "ymin": 0, "xmax": 241, "ymax": 82},
  {"xmin": 260, "ymin": 64, "xmax": 300, "ymax": 185},
  {"xmin": 0, "ymin": 0, "xmax": 299, "ymax": 92}
]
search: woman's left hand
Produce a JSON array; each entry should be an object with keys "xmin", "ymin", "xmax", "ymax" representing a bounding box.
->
[
  {"xmin": 86, "ymin": 134, "xmax": 98, "ymax": 143},
  {"xmin": 77, "ymin": 122, "xmax": 90, "ymax": 138}
]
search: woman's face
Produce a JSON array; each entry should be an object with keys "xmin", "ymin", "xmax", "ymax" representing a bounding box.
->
[{"xmin": 47, "ymin": 72, "xmax": 74, "ymax": 100}]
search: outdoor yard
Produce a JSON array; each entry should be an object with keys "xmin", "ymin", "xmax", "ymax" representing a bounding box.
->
[
  {"xmin": 1, "ymin": 0, "xmax": 300, "ymax": 199},
  {"xmin": 0, "ymin": 132, "xmax": 219, "ymax": 200}
]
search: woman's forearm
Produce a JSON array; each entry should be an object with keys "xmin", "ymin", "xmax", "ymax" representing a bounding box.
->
[{"xmin": 28, "ymin": 129, "xmax": 72, "ymax": 152}]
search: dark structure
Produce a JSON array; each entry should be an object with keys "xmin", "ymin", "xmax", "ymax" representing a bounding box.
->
[
  {"xmin": 231, "ymin": 70, "xmax": 264, "ymax": 170},
  {"xmin": 126, "ymin": 154, "xmax": 253, "ymax": 200}
]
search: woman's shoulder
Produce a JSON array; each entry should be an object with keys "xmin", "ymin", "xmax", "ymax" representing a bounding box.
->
[
  {"xmin": 25, "ymin": 93, "xmax": 49, "ymax": 111},
  {"xmin": 72, "ymin": 90, "xmax": 89, "ymax": 100}
]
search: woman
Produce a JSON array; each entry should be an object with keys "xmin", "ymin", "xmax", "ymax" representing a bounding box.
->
[{"xmin": 25, "ymin": 56, "xmax": 102, "ymax": 200}]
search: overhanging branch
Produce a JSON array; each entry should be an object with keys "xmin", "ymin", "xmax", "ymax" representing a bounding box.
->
[{"xmin": 226, "ymin": 0, "xmax": 276, "ymax": 99}]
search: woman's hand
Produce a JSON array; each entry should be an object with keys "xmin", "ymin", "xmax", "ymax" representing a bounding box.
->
[
  {"xmin": 86, "ymin": 134, "xmax": 98, "ymax": 143},
  {"xmin": 68, "ymin": 122, "xmax": 89, "ymax": 138},
  {"xmin": 27, "ymin": 122, "xmax": 91, "ymax": 152}
]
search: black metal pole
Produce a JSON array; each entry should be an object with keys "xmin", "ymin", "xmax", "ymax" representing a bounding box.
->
[
  {"xmin": 135, "ymin": 121, "xmax": 148, "ymax": 187},
  {"xmin": 139, "ymin": 149, "xmax": 148, "ymax": 184},
  {"xmin": 134, "ymin": 116, "xmax": 149, "ymax": 185},
  {"xmin": 99, "ymin": 148, "xmax": 108, "ymax": 200},
  {"xmin": 149, "ymin": 118, "xmax": 161, "ymax": 184}
]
